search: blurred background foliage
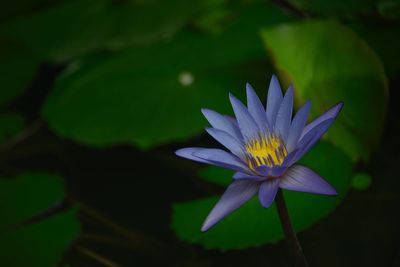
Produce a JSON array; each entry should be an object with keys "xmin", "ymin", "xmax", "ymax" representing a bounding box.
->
[{"xmin": 0, "ymin": 0, "xmax": 399, "ymax": 266}]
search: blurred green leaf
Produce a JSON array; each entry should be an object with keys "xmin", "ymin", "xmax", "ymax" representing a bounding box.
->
[
  {"xmin": 0, "ymin": 174, "xmax": 80, "ymax": 267},
  {"xmin": 0, "ymin": 173, "xmax": 80, "ymax": 267},
  {"xmin": 0, "ymin": 113, "xmax": 24, "ymax": 144},
  {"xmin": 0, "ymin": 173, "xmax": 66, "ymax": 228},
  {"xmin": 0, "ymin": 0, "xmax": 206, "ymax": 62},
  {"xmin": 42, "ymin": 4, "xmax": 292, "ymax": 149},
  {"xmin": 172, "ymin": 141, "xmax": 353, "ymax": 249},
  {"xmin": 0, "ymin": 39, "xmax": 39, "ymax": 106},
  {"xmin": 0, "ymin": 209, "xmax": 80, "ymax": 267},
  {"xmin": 199, "ymin": 166, "xmax": 232, "ymax": 186},
  {"xmin": 261, "ymin": 20, "xmax": 388, "ymax": 161},
  {"xmin": 352, "ymin": 173, "xmax": 372, "ymax": 190}
]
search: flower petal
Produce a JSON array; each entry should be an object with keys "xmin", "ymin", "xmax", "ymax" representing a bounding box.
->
[
  {"xmin": 279, "ymin": 165, "xmax": 337, "ymax": 195},
  {"xmin": 290, "ymin": 119, "xmax": 334, "ymax": 164},
  {"xmin": 294, "ymin": 119, "xmax": 334, "ymax": 161},
  {"xmin": 255, "ymin": 165, "xmax": 286, "ymax": 177},
  {"xmin": 246, "ymin": 83, "xmax": 269, "ymax": 132},
  {"xmin": 300, "ymin": 102, "xmax": 343, "ymax": 139},
  {"xmin": 175, "ymin": 147, "xmax": 210, "ymax": 164},
  {"xmin": 201, "ymin": 108, "xmax": 243, "ymax": 142},
  {"xmin": 274, "ymin": 86, "xmax": 293, "ymax": 142},
  {"xmin": 233, "ymin": 172, "xmax": 266, "ymax": 181},
  {"xmin": 229, "ymin": 93, "xmax": 260, "ymax": 141},
  {"xmin": 201, "ymin": 180, "xmax": 259, "ymax": 231},
  {"xmin": 205, "ymin": 128, "xmax": 245, "ymax": 159},
  {"xmin": 193, "ymin": 148, "xmax": 249, "ymax": 173},
  {"xmin": 286, "ymin": 100, "xmax": 311, "ymax": 152},
  {"xmin": 258, "ymin": 179, "xmax": 280, "ymax": 208},
  {"xmin": 266, "ymin": 75, "xmax": 283, "ymax": 126}
]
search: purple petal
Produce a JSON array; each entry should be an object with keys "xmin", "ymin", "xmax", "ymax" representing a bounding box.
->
[
  {"xmin": 175, "ymin": 147, "xmax": 210, "ymax": 164},
  {"xmin": 279, "ymin": 165, "xmax": 337, "ymax": 195},
  {"xmin": 246, "ymin": 83, "xmax": 269, "ymax": 132},
  {"xmin": 290, "ymin": 119, "xmax": 334, "ymax": 164},
  {"xmin": 229, "ymin": 93, "xmax": 260, "ymax": 141},
  {"xmin": 201, "ymin": 108, "xmax": 243, "ymax": 142},
  {"xmin": 233, "ymin": 172, "xmax": 266, "ymax": 182},
  {"xmin": 193, "ymin": 148, "xmax": 249, "ymax": 173},
  {"xmin": 256, "ymin": 165, "xmax": 286, "ymax": 177},
  {"xmin": 201, "ymin": 180, "xmax": 259, "ymax": 231},
  {"xmin": 286, "ymin": 100, "xmax": 311, "ymax": 152},
  {"xmin": 205, "ymin": 128, "xmax": 245, "ymax": 159},
  {"xmin": 266, "ymin": 75, "xmax": 283, "ymax": 126},
  {"xmin": 300, "ymin": 102, "xmax": 343, "ymax": 139},
  {"xmin": 288, "ymin": 119, "xmax": 333, "ymax": 166},
  {"xmin": 280, "ymin": 149, "xmax": 299, "ymax": 168},
  {"xmin": 274, "ymin": 86, "xmax": 293, "ymax": 142},
  {"xmin": 224, "ymin": 115, "xmax": 239, "ymax": 128},
  {"xmin": 258, "ymin": 179, "xmax": 280, "ymax": 208}
]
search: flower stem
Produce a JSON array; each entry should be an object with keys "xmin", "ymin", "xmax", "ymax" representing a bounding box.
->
[{"xmin": 275, "ymin": 189, "xmax": 309, "ymax": 267}]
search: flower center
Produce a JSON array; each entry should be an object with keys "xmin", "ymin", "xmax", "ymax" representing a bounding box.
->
[{"xmin": 244, "ymin": 134, "xmax": 287, "ymax": 170}]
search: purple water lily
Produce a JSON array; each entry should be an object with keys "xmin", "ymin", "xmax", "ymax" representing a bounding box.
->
[{"xmin": 175, "ymin": 75, "xmax": 343, "ymax": 232}]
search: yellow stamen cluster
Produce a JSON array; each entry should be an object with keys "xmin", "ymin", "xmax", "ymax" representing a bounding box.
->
[{"xmin": 245, "ymin": 134, "xmax": 287, "ymax": 171}]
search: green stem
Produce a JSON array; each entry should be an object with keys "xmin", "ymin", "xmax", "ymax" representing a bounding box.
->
[{"xmin": 275, "ymin": 189, "xmax": 309, "ymax": 267}]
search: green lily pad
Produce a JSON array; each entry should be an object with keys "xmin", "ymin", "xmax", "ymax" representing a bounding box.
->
[
  {"xmin": 42, "ymin": 4, "xmax": 292, "ymax": 149},
  {"xmin": 172, "ymin": 141, "xmax": 353, "ymax": 249},
  {"xmin": 0, "ymin": 113, "xmax": 24, "ymax": 144},
  {"xmin": 0, "ymin": 39, "xmax": 39, "ymax": 107},
  {"xmin": 0, "ymin": 209, "xmax": 80, "ymax": 267},
  {"xmin": 0, "ymin": 174, "xmax": 80, "ymax": 266},
  {"xmin": 261, "ymin": 20, "xmax": 388, "ymax": 161},
  {"xmin": 0, "ymin": 0, "xmax": 206, "ymax": 62}
]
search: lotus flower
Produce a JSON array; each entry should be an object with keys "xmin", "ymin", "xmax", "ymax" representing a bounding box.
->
[{"xmin": 175, "ymin": 75, "xmax": 343, "ymax": 232}]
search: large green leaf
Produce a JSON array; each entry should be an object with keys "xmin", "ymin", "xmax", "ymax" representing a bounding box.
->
[
  {"xmin": 261, "ymin": 20, "xmax": 388, "ymax": 161},
  {"xmin": 0, "ymin": 209, "xmax": 79, "ymax": 267},
  {"xmin": 0, "ymin": 174, "xmax": 80, "ymax": 266},
  {"xmin": 0, "ymin": 39, "xmax": 39, "ymax": 106},
  {"xmin": 0, "ymin": 0, "xmax": 206, "ymax": 62},
  {"xmin": 172, "ymin": 141, "xmax": 353, "ymax": 249},
  {"xmin": 0, "ymin": 173, "xmax": 65, "ymax": 228},
  {"xmin": 42, "ymin": 3, "xmax": 292, "ymax": 149}
]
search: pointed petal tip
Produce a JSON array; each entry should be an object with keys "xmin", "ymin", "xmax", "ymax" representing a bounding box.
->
[
  {"xmin": 246, "ymin": 82, "xmax": 254, "ymax": 91},
  {"xmin": 200, "ymin": 223, "xmax": 210, "ymax": 232},
  {"xmin": 174, "ymin": 148, "xmax": 186, "ymax": 157},
  {"xmin": 326, "ymin": 187, "xmax": 338, "ymax": 196},
  {"xmin": 260, "ymin": 199, "xmax": 274, "ymax": 208},
  {"xmin": 175, "ymin": 148, "xmax": 199, "ymax": 158},
  {"xmin": 286, "ymin": 85, "xmax": 294, "ymax": 94},
  {"xmin": 228, "ymin": 92, "xmax": 237, "ymax": 101},
  {"xmin": 336, "ymin": 101, "xmax": 344, "ymax": 111},
  {"xmin": 201, "ymin": 108, "xmax": 213, "ymax": 117}
]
